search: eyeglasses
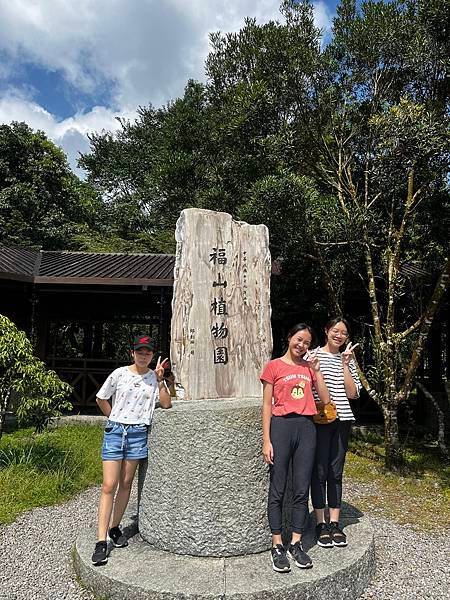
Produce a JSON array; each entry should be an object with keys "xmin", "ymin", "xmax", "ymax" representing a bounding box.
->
[{"xmin": 329, "ymin": 329, "xmax": 348, "ymax": 338}]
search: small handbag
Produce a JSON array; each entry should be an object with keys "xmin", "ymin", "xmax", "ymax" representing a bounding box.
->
[{"xmin": 313, "ymin": 401, "xmax": 337, "ymax": 425}]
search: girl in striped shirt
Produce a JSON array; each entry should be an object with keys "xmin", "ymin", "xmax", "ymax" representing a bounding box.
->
[{"xmin": 311, "ymin": 317, "xmax": 361, "ymax": 548}]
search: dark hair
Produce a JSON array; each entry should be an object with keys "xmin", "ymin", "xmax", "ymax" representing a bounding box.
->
[
  {"xmin": 324, "ymin": 317, "xmax": 351, "ymax": 335},
  {"xmin": 287, "ymin": 323, "xmax": 315, "ymax": 342}
]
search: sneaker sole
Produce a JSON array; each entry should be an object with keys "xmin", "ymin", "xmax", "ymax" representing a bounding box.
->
[
  {"xmin": 110, "ymin": 541, "xmax": 128, "ymax": 548},
  {"xmin": 92, "ymin": 558, "xmax": 108, "ymax": 565},
  {"xmin": 332, "ymin": 540, "xmax": 348, "ymax": 547},
  {"xmin": 107, "ymin": 535, "xmax": 128, "ymax": 548},
  {"xmin": 287, "ymin": 551, "xmax": 313, "ymax": 569},
  {"xmin": 317, "ymin": 540, "xmax": 334, "ymax": 548},
  {"xmin": 270, "ymin": 556, "xmax": 291, "ymax": 573}
]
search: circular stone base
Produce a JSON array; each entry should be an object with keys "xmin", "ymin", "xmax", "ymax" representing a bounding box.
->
[{"xmin": 74, "ymin": 503, "xmax": 375, "ymax": 600}]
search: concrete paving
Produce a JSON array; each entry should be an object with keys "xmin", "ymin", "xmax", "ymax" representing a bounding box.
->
[{"xmin": 74, "ymin": 502, "xmax": 375, "ymax": 600}]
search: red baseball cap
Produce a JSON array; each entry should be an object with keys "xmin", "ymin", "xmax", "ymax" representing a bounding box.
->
[{"xmin": 132, "ymin": 335, "xmax": 155, "ymax": 351}]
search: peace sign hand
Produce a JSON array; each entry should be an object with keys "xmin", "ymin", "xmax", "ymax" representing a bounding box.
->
[
  {"xmin": 305, "ymin": 349, "xmax": 321, "ymax": 372},
  {"xmin": 155, "ymin": 356, "xmax": 169, "ymax": 382},
  {"xmin": 342, "ymin": 342, "xmax": 359, "ymax": 366}
]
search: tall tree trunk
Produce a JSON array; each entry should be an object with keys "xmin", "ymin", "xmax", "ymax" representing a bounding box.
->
[{"xmin": 383, "ymin": 403, "xmax": 402, "ymax": 470}]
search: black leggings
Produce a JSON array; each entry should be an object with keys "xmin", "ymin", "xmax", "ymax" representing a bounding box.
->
[
  {"xmin": 311, "ymin": 419, "xmax": 352, "ymax": 509},
  {"xmin": 268, "ymin": 414, "xmax": 316, "ymax": 535}
]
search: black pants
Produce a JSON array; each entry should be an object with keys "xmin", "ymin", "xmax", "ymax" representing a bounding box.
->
[
  {"xmin": 311, "ymin": 419, "xmax": 352, "ymax": 509},
  {"xmin": 268, "ymin": 414, "xmax": 316, "ymax": 535}
]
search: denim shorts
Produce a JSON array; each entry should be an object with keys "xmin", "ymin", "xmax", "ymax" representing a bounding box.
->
[{"xmin": 101, "ymin": 420, "xmax": 148, "ymax": 461}]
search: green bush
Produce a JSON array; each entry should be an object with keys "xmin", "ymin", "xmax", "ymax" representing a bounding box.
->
[{"xmin": 0, "ymin": 314, "xmax": 72, "ymax": 437}]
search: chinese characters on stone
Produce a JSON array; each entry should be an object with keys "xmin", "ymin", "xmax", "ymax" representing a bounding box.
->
[{"xmin": 209, "ymin": 247, "xmax": 229, "ymax": 365}]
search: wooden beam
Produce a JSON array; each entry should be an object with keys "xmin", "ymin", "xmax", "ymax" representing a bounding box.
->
[{"xmin": 34, "ymin": 276, "xmax": 174, "ymax": 286}]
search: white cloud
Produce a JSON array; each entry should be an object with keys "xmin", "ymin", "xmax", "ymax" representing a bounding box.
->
[
  {"xmin": 0, "ymin": 91, "xmax": 130, "ymax": 176},
  {"xmin": 0, "ymin": 1, "xmax": 333, "ymax": 175},
  {"xmin": 313, "ymin": 1, "xmax": 334, "ymax": 34},
  {"xmin": 0, "ymin": 1, "xmax": 332, "ymax": 109}
]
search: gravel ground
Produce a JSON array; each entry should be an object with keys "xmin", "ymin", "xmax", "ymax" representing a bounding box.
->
[{"xmin": 0, "ymin": 480, "xmax": 448, "ymax": 600}]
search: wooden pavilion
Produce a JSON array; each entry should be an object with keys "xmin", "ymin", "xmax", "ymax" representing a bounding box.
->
[{"xmin": 0, "ymin": 245, "xmax": 174, "ymax": 408}]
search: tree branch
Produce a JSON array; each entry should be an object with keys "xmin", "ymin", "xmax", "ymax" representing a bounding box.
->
[
  {"xmin": 387, "ymin": 169, "xmax": 417, "ymax": 330},
  {"xmin": 396, "ymin": 317, "xmax": 422, "ymax": 341},
  {"xmin": 315, "ymin": 240, "xmax": 361, "ymax": 246},
  {"xmin": 416, "ymin": 382, "xmax": 448, "ymax": 459},
  {"xmin": 354, "ymin": 358, "xmax": 378, "ymax": 401},
  {"xmin": 398, "ymin": 258, "xmax": 450, "ymax": 404},
  {"xmin": 366, "ymin": 192, "xmax": 381, "ymax": 209},
  {"xmin": 364, "ymin": 238, "xmax": 382, "ymax": 342}
]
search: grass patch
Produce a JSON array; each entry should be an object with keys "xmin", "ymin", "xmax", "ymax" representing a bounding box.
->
[
  {"xmin": 346, "ymin": 433, "xmax": 450, "ymax": 530},
  {"xmin": 2, "ymin": 423, "xmax": 448, "ymax": 531},
  {"xmin": 0, "ymin": 424, "xmax": 103, "ymax": 525}
]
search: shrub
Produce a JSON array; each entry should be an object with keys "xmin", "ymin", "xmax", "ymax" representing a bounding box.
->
[{"xmin": 0, "ymin": 314, "xmax": 72, "ymax": 438}]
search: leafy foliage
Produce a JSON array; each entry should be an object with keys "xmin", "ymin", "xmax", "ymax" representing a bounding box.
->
[
  {"xmin": 1, "ymin": 1, "xmax": 444, "ymax": 468},
  {"xmin": 79, "ymin": 80, "xmax": 213, "ymax": 253},
  {"xmin": 0, "ymin": 315, "xmax": 72, "ymax": 437},
  {"xmin": 78, "ymin": 0, "xmax": 449, "ymax": 469},
  {"xmin": 0, "ymin": 122, "xmax": 103, "ymax": 251}
]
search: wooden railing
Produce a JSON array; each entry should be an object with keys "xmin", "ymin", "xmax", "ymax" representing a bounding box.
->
[{"xmin": 46, "ymin": 357, "xmax": 128, "ymax": 406}]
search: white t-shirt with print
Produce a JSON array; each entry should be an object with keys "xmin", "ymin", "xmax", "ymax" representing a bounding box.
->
[{"xmin": 97, "ymin": 366, "xmax": 158, "ymax": 425}]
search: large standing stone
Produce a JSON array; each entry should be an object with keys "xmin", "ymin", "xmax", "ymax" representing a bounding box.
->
[
  {"xmin": 138, "ymin": 398, "xmax": 271, "ymax": 557},
  {"xmin": 170, "ymin": 209, "xmax": 272, "ymax": 400}
]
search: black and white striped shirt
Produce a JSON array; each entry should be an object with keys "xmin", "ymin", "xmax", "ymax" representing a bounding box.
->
[{"xmin": 313, "ymin": 348, "xmax": 362, "ymax": 421}]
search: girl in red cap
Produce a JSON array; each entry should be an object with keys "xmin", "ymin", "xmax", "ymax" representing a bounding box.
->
[{"xmin": 91, "ymin": 335, "xmax": 171, "ymax": 565}]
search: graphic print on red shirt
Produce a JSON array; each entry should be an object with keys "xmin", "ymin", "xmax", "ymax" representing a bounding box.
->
[{"xmin": 260, "ymin": 358, "xmax": 317, "ymax": 416}]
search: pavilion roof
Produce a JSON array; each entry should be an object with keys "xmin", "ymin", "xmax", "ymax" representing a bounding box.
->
[{"xmin": 0, "ymin": 245, "xmax": 175, "ymax": 286}]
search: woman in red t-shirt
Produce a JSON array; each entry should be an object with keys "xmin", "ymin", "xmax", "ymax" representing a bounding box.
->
[{"xmin": 261, "ymin": 323, "xmax": 331, "ymax": 573}]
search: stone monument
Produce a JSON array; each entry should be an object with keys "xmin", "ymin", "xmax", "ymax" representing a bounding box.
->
[
  {"xmin": 74, "ymin": 209, "xmax": 375, "ymax": 599},
  {"xmin": 139, "ymin": 208, "xmax": 273, "ymax": 555},
  {"xmin": 170, "ymin": 207, "xmax": 273, "ymax": 400}
]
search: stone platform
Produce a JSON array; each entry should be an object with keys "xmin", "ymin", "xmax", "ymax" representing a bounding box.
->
[{"xmin": 73, "ymin": 502, "xmax": 375, "ymax": 600}]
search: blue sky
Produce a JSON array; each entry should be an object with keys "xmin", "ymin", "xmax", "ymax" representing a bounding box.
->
[{"xmin": 0, "ymin": 1, "xmax": 336, "ymax": 176}]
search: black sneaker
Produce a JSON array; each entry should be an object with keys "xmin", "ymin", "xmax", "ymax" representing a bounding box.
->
[
  {"xmin": 108, "ymin": 526, "xmax": 128, "ymax": 547},
  {"xmin": 329, "ymin": 522, "xmax": 347, "ymax": 547},
  {"xmin": 287, "ymin": 541, "xmax": 313, "ymax": 568},
  {"xmin": 91, "ymin": 541, "xmax": 108, "ymax": 565},
  {"xmin": 316, "ymin": 522, "xmax": 333, "ymax": 548},
  {"xmin": 270, "ymin": 544, "xmax": 291, "ymax": 572}
]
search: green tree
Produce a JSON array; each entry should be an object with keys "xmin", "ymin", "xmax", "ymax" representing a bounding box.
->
[
  {"xmin": 0, "ymin": 122, "xmax": 102, "ymax": 250},
  {"xmin": 79, "ymin": 80, "xmax": 213, "ymax": 253},
  {"xmin": 80, "ymin": 0, "xmax": 449, "ymax": 468},
  {"xmin": 195, "ymin": 0, "xmax": 450, "ymax": 466},
  {"xmin": 0, "ymin": 315, "xmax": 72, "ymax": 438},
  {"xmin": 304, "ymin": 0, "xmax": 449, "ymax": 468}
]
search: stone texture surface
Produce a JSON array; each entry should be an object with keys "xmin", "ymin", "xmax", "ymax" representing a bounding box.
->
[
  {"xmin": 170, "ymin": 208, "xmax": 272, "ymax": 400},
  {"xmin": 138, "ymin": 397, "xmax": 271, "ymax": 556},
  {"xmin": 74, "ymin": 503, "xmax": 375, "ymax": 600},
  {"xmin": 51, "ymin": 415, "xmax": 106, "ymax": 427}
]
